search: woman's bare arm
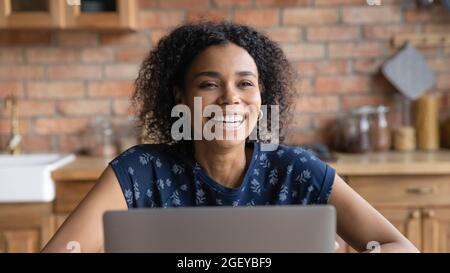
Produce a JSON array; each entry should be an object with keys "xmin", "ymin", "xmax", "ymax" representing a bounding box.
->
[
  {"xmin": 41, "ymin": 166, "xmax": 127, "ymax": 253},
  {"xmin": 329, "ymin": 174, "xmax": 419, "ymax": 253}
]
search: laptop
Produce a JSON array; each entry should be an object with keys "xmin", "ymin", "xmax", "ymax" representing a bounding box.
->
[{"xmin": 103, "ymin": 205, "xmax": 336, "ymax": 253}]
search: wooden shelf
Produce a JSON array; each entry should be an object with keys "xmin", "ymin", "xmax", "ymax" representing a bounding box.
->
[{"xmin": 0, "ymin": 0, "xmax": 137, "ymax": 30}]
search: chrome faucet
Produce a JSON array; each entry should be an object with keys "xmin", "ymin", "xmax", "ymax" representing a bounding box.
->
[{"xmin": 4, "ymin": 94, "xmax": 21, "ymax": 155}]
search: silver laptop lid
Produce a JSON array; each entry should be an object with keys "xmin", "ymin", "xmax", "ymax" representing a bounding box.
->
[{"xmin": 103, "ymin": 205, "xmax": 336, "ymax": 253}]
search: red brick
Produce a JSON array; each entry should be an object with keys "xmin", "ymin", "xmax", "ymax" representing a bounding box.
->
[
  {"xmin": 265, "ymin": 28, "xmax": 302, "ymax": 43},
  {"xmin": 364, "ymin": 25, "xmax": 420, "ymax": 40},
  {"xmin": 294, "ymin": 78, "xmax": 313, "ymax": 94},
  {"xmin": 405, "ymin": 7, "xmax": 450, "ymax": 23},
  {"xmin": 27, "ymin": 82, "xmax": 84, "ymax": 99},
  {"xmin": 284, "ymin": 130, "xmax": 327, "ymax": 145},
  {"xmin": 424, "ymin": 24, "xmax": 450, "ymax": 33},
  {"xmin": 0, "ymin": 118, "xmax": 29, "ymax": 134},
  {"xmin": 187, "ymin": 10, "xmax": 229, "ymax": 22},
  {"xmin": 150, "ymin": 30, "xmax": 168, "ymax": 45},
  {"xmin": 282, "ymin": 44, "xmax": 325, "ymax": 60},
  {"xmin": 140, "ymin": 11, "xmax": 185, "ymax": 29},
  {"xmin": 58, "ymin": 135, "xmax": 86, "ymax": 153},
  {"xmin": 315, "ymin": 0, "xmax": 364, "ymax": 5},
  {"xmin": 55, "ymin": 32, "xmax": 99, "ymax": 47},
  {"xmin": 295, "ymin": 96, "xmax": 339, "ymax": 113},
  {"xmin": 341, "ymin": 94, "xmax": 390, "ymax": 110},
  {"xmin": 213, "ymin": 0, "xmax": 253, "ymax": 8},
  {"xmin": 437, "ymin": 73, "xmax": 450, "ymax": 91},
  {"xmin": 20, "ymin": 135, "xmax": 53, "ymax": 152},
  {"xmin": 0, "ymin": 31, "xmax": 51, "ymax": 46},
  {"xmin": 26, "ymin": 48, "xmax": 80, "ymax": 64},
  {"xmin": 139, "ymin": 0, "xmax": 158, "ymax": 9},
  {"xmin": 57, "ymin": 100, "xmax": 111, "ymax": 116},
  {"xmin": 342, "ymin": 6, "xmax": 401, "ymax": 24},
  {"xmin": 315, "ymin": 76, "xmax": 370, "ymax": 94},
  {"xmin": 445, "ymin": 47, "xmax": 450, "ymax": 56},
  {"xmin": 255, "ymin": 0, "xmax": 309, "ymax": 6},
  {"xmin": 160, "ymin": 0, "xmax": 209, "ymax": 9},
  {"xmin": 289, "ymin": 114, "xmax": 311, "ymax": 130},
  {"xmin": 34, "ymin": 118, "xmax": 88, "ymax": 135},
  {"xmin": 0, "ymin": 48, "xmax": 23, "ymax": 64},
  {"xmin": 1, "ymin": 100, "xmax": 55, "ymax": 117},
  {"xmin": 283, "ymin": 8, "xmax": 338, "ymax": 26},
  {"xmin": 313, "ymin": 114, "xmax": 339, "ymax": 130},
  {"xmin": 104, "ymin": 64, "xmax": 139, "ymax": 79},
  {"xmin": 353, "ymin": 59, "xmax": 383, "ymax": 74},
  {"xmin": 306, "ymin": 26, "xmax": 360, "ymax": 42},
  {"xmin": 0, "ymin": 82, "xmax": 23, "ymax": 98},
  {"xmin": 427, "ymin": 58, "xmax": 450, "ymax": 73},
  {"xmin": 81, "ymin": 48, "xmax": 115, "ymax": 63},
  {"xmin": 0, "ymin": 65, "xmax": 44, "ymax": 80},
  {"xmin": 113, "ymin": 99, "xmax": 134, "ymax": 115},
  {"xmin": 88, "ymin": 81, "xmax": 134, "ymax": 97},
  {"xmin": 295, "ymin": 60, "xmax": 349, "ymax": 77},
  {"xmin": 115, "ymin": 48, "xmax": 149, "ymax": 62},
  {"xmin": 48, "ymin": 65, "xmax": 102, "ymax": 80},
  {"xmin": 100, "ymin": 33, "xmax": 149, "ymax": 46},
  {"xmin": 328, "ymin": 42, "xmax": 383, "ymax": 59},
  {"xmin": 234, "ymin": 9, "xmax": 279, "ymax": 28}
]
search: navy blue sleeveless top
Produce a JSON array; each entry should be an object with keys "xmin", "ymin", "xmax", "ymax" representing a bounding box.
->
[{"xmin": 109, "ymin": 141, "xmax": 336, "ymax": 208}]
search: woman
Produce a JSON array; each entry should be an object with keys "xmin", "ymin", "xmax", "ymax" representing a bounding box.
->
[{"xmin": 42, "ymin": 21, "xmax": 418, "ymax": 253}]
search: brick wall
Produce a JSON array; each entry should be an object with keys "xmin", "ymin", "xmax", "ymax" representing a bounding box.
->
[{"xmin": 0, "ymin": 0, "xmax": 449, "ymax": 153}]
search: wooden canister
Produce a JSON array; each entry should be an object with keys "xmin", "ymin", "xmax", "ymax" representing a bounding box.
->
[
  {"xmin": 443, "ymin": 118, "xmax": 450, "ymax": 149},
  {"xmin": 393, "ymin": 126, "xmax": 416, "ymax": 151},
  {"xmin": 416, "ymin": 95, "xmax": 440, "ymax": 150}
]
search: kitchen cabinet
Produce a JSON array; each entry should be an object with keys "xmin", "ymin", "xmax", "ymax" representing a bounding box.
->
[
  {"xmin": 346, "ymin": 175, "xmax": 450, "ymax": 252},
  {"xmin": 0, "ymin": 0, "xmax": 137, "ymax": 30},
  {"xmin": 2, "ymin": 151, "xmax": 450, "ymax": 252},
  {"xmin": 0, "ymin": 203, "xmax": 54, "ymax": 253},
  {"xmin": 65, "ymin": 0, "xmax": 137, "ymax": 30},
  {"xmin": 0, "ymin": 0, "xmax": 65, "ymax": 28}
]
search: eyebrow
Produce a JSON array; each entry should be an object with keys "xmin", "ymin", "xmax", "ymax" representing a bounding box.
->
[{"xmin": 192, "ymin": 71, "xmax": 257, "ymax": 79}]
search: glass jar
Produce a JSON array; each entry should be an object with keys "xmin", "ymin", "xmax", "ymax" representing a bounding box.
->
[
  {"xmin": 371, "ymin": 105, "xmax": 391, "ymax": 151},
  {"xmin": 86, "ymin": 117, "xmax": 119, "ymax": 158},
  {"xmin": 346, "ymin": 106, "xmax": 373, "ymax": 153}
]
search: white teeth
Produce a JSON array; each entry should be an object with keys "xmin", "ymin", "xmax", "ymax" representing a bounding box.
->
[{"xmin": 212, "ymin": 115, "xmax": 244, "ymax": 123}]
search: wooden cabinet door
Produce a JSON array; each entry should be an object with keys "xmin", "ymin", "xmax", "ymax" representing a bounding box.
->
[
  {"xmin": 342, "ymin": 207, "xmax": 422, "ymax": 253},
  {"xmin": 0, "ymin": 0, "xmax": 66, "ymax": 28},
  {"xmin": 422, "ymin": 208, "xmax": 450, "ymax": 253},
  {"xmin": 0, "ymin": 229, "xmax": 40, "ymax": 253},
  {"xmin": 376, "ymin": 208, "xmax": 422, "ymax": 251},
  {"xmin": 66, "ymin": 0, "xmax": 137, "ymax": 30},
  {"xmin": 0, "ymin": 203, "xmax": 55, "ymax": 253}
]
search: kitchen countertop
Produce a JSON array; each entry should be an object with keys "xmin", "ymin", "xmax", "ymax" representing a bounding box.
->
[
  {"xmin": 329, "ymin": 150, "xmax": 450, "ymax": 176},
  {"xmin": 51, "ymin": 150, "xmax": 450, "ymax": 181}
]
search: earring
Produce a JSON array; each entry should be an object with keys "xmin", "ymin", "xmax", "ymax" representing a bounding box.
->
[{"xmin": 258, "ymin": 109, "xmax": 264, "ymax": 120}]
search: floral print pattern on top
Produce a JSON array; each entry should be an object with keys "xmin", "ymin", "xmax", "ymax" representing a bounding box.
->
[{"xmin": 109, "ymin": 141, "xmax": 335, "ymax": 208}]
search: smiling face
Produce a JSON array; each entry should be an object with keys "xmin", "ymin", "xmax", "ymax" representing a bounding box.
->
[{"xmin": 177, "ymin": 43, "xmax": 262, "ymax": 148}]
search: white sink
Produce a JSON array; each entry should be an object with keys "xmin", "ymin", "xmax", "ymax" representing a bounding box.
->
[{"xmin": 0, "ymin": 154, "xmax": 75, "ymax": 203}]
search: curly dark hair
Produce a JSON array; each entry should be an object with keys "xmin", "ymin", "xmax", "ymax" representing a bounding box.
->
[{"xmin": 133, "ymin": 21, "xmax": 297, "ymax": 147}]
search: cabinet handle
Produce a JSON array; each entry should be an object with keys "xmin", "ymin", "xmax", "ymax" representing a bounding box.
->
[
  {"xmin": 423, "ymin": 210, "xmax": 435, "ymax": 218},
  {"xmin": 406, "ymin": 187, "xmax": 435, "ymax": 195},
  {"xmin": 410, "ymin": 210, "xmax": 421, "ymax": 219}
]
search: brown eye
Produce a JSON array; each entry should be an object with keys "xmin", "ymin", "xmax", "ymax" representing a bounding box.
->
[
  {"xmin": 239, "ymin": 81, "xmax": 254, "ymax": 88},
  {"xmin": 199, "ymin": 82, "xmax": 218, "ymax": 89}
]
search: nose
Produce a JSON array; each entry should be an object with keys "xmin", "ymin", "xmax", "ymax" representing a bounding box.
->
[{"xmin": 217, "ymin": 82, "xmax": 241, "ymax": 106}]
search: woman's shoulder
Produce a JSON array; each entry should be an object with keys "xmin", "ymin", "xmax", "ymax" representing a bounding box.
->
[
  {"xmin": 110, "ymin": 143, "xmax": 179, "ymax": 167},
  {"xmin": 262, "ymin": 143, "xmax": 334, "ymax": 178},
  {"xmin": 263, "ymin": 143, "xmax": 317, "ymax": 163},
  {"xmin": 263, "ymin": 143, "xmax": 336, "ymax": 204}
]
